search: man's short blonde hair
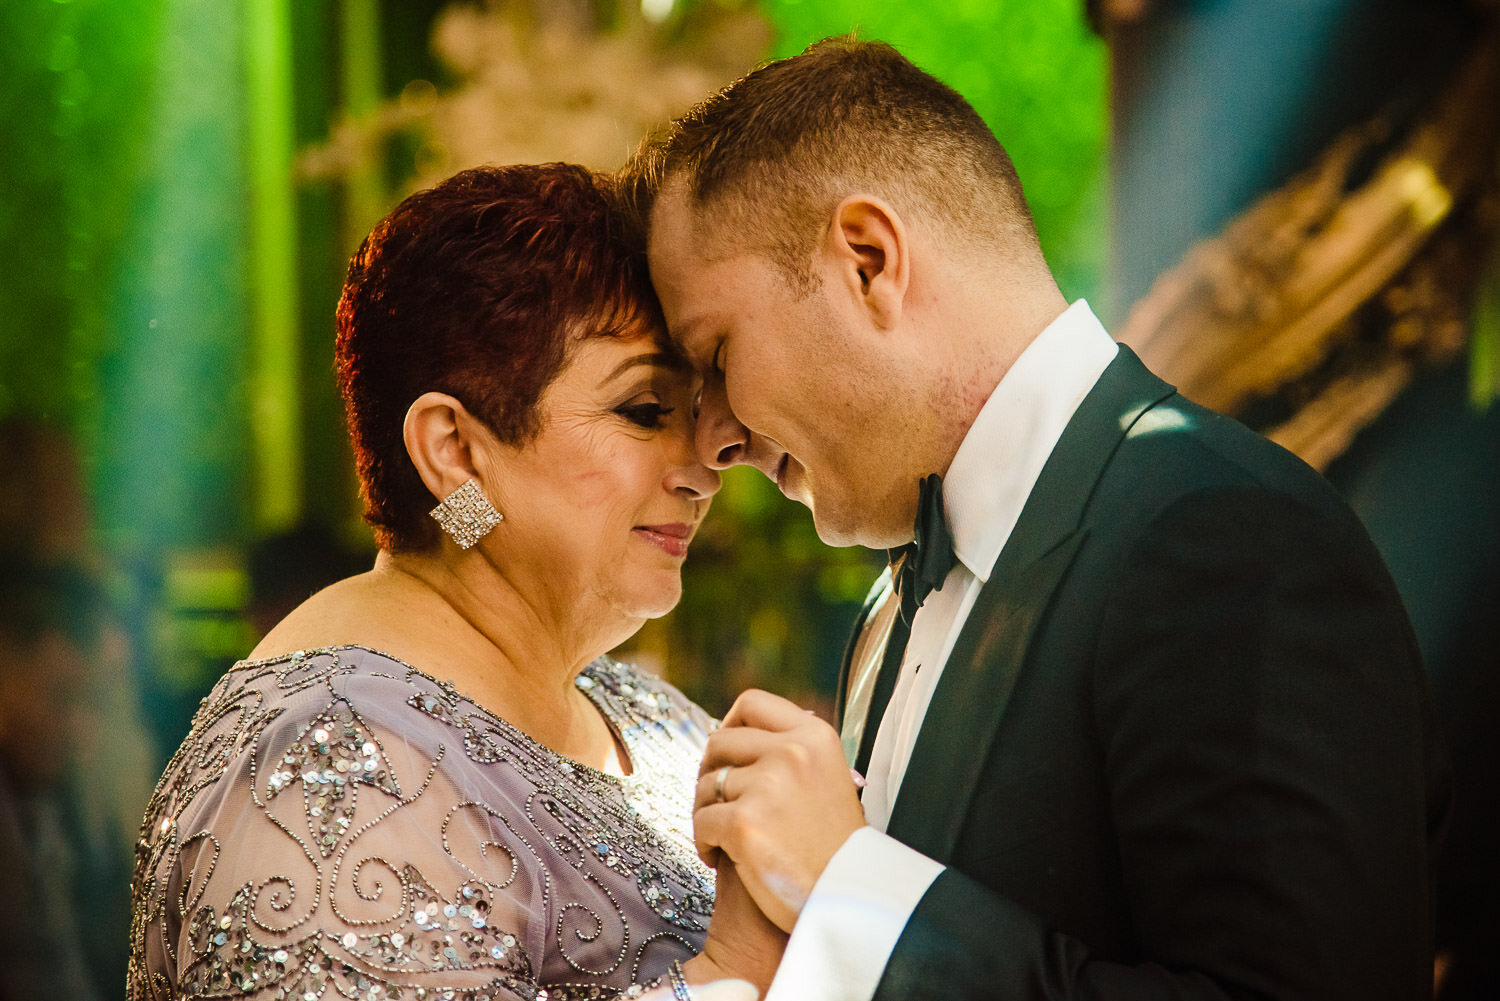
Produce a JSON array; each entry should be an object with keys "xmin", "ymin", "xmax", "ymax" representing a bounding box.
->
[{"xmin": 625, "ymin": 37, "xmax": 1047, "ymax": 293}]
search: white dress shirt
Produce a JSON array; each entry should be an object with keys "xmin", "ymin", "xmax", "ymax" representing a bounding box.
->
[{"xmin": 764, "ymin": 300, "xmax": 1119, "ymax": 1001}]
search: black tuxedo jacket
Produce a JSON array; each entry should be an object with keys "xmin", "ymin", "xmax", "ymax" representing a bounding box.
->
[{"xmin": 836, "ymin": 346, "xmax": 1448, "ymax": 1001}]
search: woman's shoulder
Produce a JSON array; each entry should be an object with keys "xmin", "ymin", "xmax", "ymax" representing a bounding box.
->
[
  {"xmin": 150, "ymin": 645, "xmax": 554, "ymax": 881},
  {"xmin": 244, "ymin": 570, "xmax": 426, "ymax": 664},
  {"xmin": 160, "ymin": 644, "xmax": 532, "ymax": 828},
  {"xmin": 219, "ymin": 644, "xmax": 518, "ymax": 756},
  {"xmin": 163, "ymin": 646, "xmax": 459, "ymax": 804},
  {"xmin": 219, "ymin": 643, "xmax": 434, "ymax": 722}
]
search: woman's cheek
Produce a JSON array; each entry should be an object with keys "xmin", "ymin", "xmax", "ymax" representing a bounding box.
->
[{"xmin": 567, "ymin": 469, "xmax": 623, "ymax": 511}]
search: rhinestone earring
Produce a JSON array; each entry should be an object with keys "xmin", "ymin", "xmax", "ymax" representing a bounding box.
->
[{"xmin": 429, "ymin": 478, "xmax": 503, "ymax": 549}]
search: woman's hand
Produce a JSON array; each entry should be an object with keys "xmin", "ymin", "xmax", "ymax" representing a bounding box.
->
[{"xmin": 681, "ymin": 858, "xmax": 789, "ymax": 996}]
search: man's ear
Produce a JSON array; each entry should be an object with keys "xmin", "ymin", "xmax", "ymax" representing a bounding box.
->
[
  {"xmin": 826, "ymin": 195, "xmax": 909, "ymax": 329},
  {"xmin": 403, "ymin": 392, "xmax": 491, "ymax": 503}
]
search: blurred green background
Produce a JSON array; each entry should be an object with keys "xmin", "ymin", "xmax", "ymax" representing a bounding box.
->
[
  {"xmin": 0, "ymin": 0, "xmax": 1106, "ymax": 734},
  {"xmin": 5, "ymin": 1, "xmax": 1500, "ymax": 997}
]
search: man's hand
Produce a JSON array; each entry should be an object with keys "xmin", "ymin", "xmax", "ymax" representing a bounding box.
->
[{"xmin": 693, "ymin": 689, "xmax": 867, "ymax": 932}]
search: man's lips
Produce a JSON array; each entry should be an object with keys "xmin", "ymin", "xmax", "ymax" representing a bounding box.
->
[{"xmin": 633, "ymin": 522, "xmax": 694, "ymax": 558}]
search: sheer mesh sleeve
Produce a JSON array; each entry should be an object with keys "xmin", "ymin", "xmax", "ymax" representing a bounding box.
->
[{"xmin": 129, "ymin": 648, "xmax": 712, "ymax": 1001}]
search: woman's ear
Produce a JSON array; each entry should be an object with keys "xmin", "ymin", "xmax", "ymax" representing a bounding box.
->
[
  {"xmin": 825, "ymin": 195, "xmax": 909, "ymax": 329},
  {"xmin": 403, "ymin": 392, "xmax": 489, "ymax": 503}
]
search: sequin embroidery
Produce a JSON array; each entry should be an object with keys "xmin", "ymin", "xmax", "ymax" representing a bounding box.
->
[{"xmin": 129, "ymin": 647, "xmax": 714, "ymax": 1001}]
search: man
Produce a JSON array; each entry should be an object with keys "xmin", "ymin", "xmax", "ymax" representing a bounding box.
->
[{"xmin": 628, "ymin": 38, "xmax": 1448, "ymax": 1001}]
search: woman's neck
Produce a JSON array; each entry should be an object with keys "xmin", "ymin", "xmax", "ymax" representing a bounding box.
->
[
  {"xmin": 379, "ymin": 548, "xmax": 625, "ymax": 730},
  {"xmin": 252, "ymin": 549, "xmax": 634, "ymax": 771},
  {"xmin": 378, "ymin": 549, "xmax": 588, "ymax": 680}
]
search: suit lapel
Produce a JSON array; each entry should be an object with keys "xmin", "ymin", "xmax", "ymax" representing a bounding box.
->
[
  {"xmin": 853, "ymin": 604, "xmax": 908, "ymax": 775},
  {"xmin": 885, "ymin": 346, "xmax": 1175, "ymax": 862},
  {"xmin": 836, "ymin": 567, "xmax": 909, "ymax": 772},
  {"xmin": 834, "ymin": 573, "xmax": 885, "ymax": 728}
]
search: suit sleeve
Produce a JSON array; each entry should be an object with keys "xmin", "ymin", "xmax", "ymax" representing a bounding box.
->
[{"xmin": 873, "ymin": 485, "xmax": 1446, "ymax": 1001}]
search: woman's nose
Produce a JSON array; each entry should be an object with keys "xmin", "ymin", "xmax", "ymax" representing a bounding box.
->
[
  {"xmin": 666, "ymin": 426, "xmax": 721, "ymax": 501},
  {"xmin": 695, "ymin": 379, "xmax": 749, "ymax": 470}
]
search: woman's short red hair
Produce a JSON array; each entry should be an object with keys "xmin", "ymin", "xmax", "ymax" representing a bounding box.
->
[{"xmin": 335, "ymin": 163, "xmax": 662, "ymax": 552}]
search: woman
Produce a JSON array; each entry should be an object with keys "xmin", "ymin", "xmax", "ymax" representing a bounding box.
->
[{"xmin": 129, "ymin": 164, "xmax": 780, "ymax": 1000}]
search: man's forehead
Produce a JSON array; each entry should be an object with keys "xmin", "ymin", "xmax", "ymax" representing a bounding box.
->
[
  {"xmin": 647, "ymin": 183, "xmax": 739, "ymax": 332},
  {"xmin": 643, "ymin": 190, "xmax": 711, "ymax": 357},
  {"xmin": 648, "ymin": 177, "xmax": 714, "ymax": 258}
]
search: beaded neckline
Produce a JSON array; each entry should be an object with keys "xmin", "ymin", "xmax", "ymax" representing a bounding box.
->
[{"xmin": 228, "ymin": 644, "xmax": 643, "ymax": 786}]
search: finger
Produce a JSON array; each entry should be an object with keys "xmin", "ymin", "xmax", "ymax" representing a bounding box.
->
[
  {"xmin": 720, "ymin": 688, "xmax": 819, "ymax": 732},
  {"xmin": 693, "ymin": 799, "xmax": 738, "ymax": 862},
  {"xmin": 694, "ymin": 761, "xmax": 754, "ymax": 813},
  {"xmin": 698, "ymin": 725, "xmax": 782, "ymax": 777},
  {"xmin": 709, "ymin": 716, "xmax": 847, "ymax": 783},
  {"xmin": 694, "ymin": 757, "xmax": 778, "ymax": 813},
  {"xmin": 696, "ymin": 767, "xmax": 724, "ymax": 814}
]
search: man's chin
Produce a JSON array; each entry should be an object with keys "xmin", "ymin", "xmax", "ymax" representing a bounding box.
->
[
  {"xmin": 807, "ymin": 504, "xmax": 870, "ymax": 550},
  {"xmin": 808, "ymin": 500, "xmax": 913, "ymax": 551},
  {"xmin": 777, "ymin": 466, "xmax": 888, "ymax": 549}
]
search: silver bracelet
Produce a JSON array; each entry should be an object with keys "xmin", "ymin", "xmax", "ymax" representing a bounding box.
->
[{"xmin": 667, "ymin": 960, "xmax": 694, "ymax": 1001}]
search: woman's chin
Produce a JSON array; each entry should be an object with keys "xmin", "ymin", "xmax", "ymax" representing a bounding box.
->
[
  {"xmin": 617, "ymin": 574, "xmax": 684, "ymax": 622},
  {"xmin": 637, "ymin": 585, "xmax": 685, "ymax": 621}
]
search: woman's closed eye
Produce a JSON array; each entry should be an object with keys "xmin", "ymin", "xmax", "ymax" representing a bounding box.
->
[{"xmin": 617, "ymin": 399, "xmax": 676, "ymax": 429}]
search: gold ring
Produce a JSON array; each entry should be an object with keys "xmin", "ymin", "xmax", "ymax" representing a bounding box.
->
[{"xmin": 713, "ymin": 765, "xmax": 732, "ymax": 804}]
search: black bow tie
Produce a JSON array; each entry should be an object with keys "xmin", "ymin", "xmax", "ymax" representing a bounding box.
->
[{"xmin": 889, "ymin": 474, "xmax": 957, "ymax": 625}]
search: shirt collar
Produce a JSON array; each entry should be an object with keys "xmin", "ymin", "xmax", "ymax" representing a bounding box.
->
[{"xmin": 942, "ymin": 300, "xmax": 1119, "ymax": 583}]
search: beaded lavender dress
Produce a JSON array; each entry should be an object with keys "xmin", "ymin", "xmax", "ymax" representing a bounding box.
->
[{"xmin": 128, "ymin": 646, "xmax": 715, "ymax": 1001}]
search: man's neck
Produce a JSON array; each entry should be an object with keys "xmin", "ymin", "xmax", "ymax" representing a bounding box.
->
[{"xmin": 918, "ymin": 282, "xmax": 1071, "ymax": 473}]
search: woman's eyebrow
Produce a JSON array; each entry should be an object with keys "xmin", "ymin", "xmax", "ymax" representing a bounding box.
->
[{"xmin": 603, "ymin": 351, "xmax": 689, "ymax": 382}]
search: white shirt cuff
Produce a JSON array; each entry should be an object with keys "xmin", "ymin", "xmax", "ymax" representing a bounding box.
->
[{"xmin": 763, "ymin": 826, "xmax": 944, "ymax": 1001}]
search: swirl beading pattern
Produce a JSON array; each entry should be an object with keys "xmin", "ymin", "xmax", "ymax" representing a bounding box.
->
[{"xmin": 129, "ymin": 647, "xmax": 715, "ymax": 1000}]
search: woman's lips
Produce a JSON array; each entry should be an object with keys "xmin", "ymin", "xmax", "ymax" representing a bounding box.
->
[{"xmin": 634, "ymin": 522, "xmax": 693, "ymax": 558}]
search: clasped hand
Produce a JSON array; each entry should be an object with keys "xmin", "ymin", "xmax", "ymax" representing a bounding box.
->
[{"xmin": 692, "ymin": 689, "xmax": 867, "ymax": 932}]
